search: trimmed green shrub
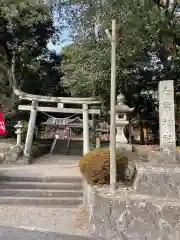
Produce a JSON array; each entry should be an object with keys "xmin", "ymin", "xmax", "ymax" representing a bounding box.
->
[{"xmin": 79, "ymin": 148, "xmax": 129, "ymax": 185}]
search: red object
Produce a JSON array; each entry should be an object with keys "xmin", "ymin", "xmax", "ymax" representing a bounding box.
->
[{"xmin": 0, "ymin": 112, "xmax": 6, "ymax": 135}]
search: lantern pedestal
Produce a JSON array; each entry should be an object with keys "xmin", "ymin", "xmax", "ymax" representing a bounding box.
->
[
  {"xmin": 115, "ymin": 94, "xmax": 134, "ymax": 152},
  {"xmin": 116, "ymin": 119, "xmax": 132, "ymax": 152}
]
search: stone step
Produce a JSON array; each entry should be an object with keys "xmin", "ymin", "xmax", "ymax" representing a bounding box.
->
[
  {"xmin": 0, "ymin": 165, "xmax": 83, "ymax": 206},
  {"xmin": 0, "ymin": 189, "xmax": 83, "ymax": 198},
  {"xmin": 54, "ymin": 149, "xmax": 82, "ymax": 152},
  {"xmin": 0, "ymin": 176, "xmax": 82, "ymax": 183},
  {"xmin": 52, "ymin": 151, "xmax": 82, "ymax": 156},
  {"xmin": 0, "ymin": 196, "xmax": 83, "ymax": 206},
  {"xmin": 0, "ymin": 181, "xmax": 82, "ymax": 190},
  {"xmin": 53, "ymin": 147, "xmax": 82, "ymax": 151},
  {"xmin": 52, "ymin": 140, "xmax": 83, "ymax": 155}
]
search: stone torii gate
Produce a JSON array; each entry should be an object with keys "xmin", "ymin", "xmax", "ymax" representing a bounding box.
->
[
  {"xmin": 15, "ymin": 89, "xmax": 100, "ymax": 157},
  {"xmin": 0, "ymin": 44, "xmax": 100, "ymax": 159}
]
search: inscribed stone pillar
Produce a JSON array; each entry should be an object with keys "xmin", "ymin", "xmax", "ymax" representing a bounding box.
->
[{"xmin": 159, "ymin": 80, "xmax": 176, "ymax": 152}]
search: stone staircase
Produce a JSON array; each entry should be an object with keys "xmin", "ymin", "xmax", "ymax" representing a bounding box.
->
[
  {"xmin": 52, "ymin": 140, "xmax": 83, "ymax": 155},
  {"xmin": 0, "ymin": 175, "xmax": 83, "ymax": 206}
]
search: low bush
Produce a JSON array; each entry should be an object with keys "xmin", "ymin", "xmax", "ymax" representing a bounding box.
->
[{"xmin": 79, "ymin": 148, "xmax": 129, "ymax": 185}]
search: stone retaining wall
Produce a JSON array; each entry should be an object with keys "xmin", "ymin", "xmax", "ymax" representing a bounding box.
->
[
  {"xmin": 84, "ymin": 162, "xmax": 180, "ymax": 240},
  {"xmin": 0, "ymin": 142, "xmax": 15, "ymax": 163}
]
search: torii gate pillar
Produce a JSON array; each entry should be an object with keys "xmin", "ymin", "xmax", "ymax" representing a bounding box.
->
[{"xmin": 24, "ymin": 101, "xmax": 37, "ymax": 157}]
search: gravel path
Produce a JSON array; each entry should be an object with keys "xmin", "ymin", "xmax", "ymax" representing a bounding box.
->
[{"xmin": 0, "ymin": 205, "xmax": 91, "ymax": 236}]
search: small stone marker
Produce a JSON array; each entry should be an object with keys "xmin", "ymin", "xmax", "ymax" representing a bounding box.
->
[
  {"xmin": 14, "ymin": 121, "xmax": 23, "ymax": 146},
  {"xmin": 96, "ymin": 137, "xmax": 100, "ymax": 148},
  {"xmin": 159, "ymin": 80, "xmax": 176, "ymax": 152}
]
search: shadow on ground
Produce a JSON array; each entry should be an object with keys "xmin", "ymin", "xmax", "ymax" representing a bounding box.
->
[{"xmin": 0, "ymin": 226, "xmax": 93, "ymax": 240}]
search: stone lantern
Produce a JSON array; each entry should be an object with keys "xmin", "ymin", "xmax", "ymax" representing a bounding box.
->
[
  {"xmin": 115, "ymin": 94, "xmax": 134, "ymax": 151},
  {"xmin": 14, "ymin": 121, "xmax": 23, "ymax": 146}
]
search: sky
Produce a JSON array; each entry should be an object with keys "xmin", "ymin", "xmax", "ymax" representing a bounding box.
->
[
  {"xmin": 47, "ymin": 30, "xmax": 72, "ymax": 53},
  {"xmin": 47, "ymin": 34, "xmax": 72, "ymax": 53},
  {"xmin": 47, "ymin": 6, "xmax": 72, "ymax": 54}
]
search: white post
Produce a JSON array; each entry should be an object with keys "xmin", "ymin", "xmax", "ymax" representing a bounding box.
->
[
  {"xmin": 83, "ymin": 103, "xmax": 90, "ymax": 154},
  {"xmin": 17, "ymin": 133, "xmax": 21, "ymax": 145},
  {"xmin": 58, "ymin": 103, "xmax": 64, "ymax": 108},
  {"xmin": 96, "ymin": 137, "xmax": 100, "ymax": 148},
  {"xmin": 24, "ymin": 101, "xmax": 38, "ymax": 157},
  {"xmin": 106, "ymin": 19, "xmax": 117, "ymax": 191}
]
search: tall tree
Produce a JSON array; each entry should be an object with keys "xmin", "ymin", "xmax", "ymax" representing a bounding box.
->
[
  {"xmin": 58, "ymin": 0, "xmax": 180, "ymax": 102},
  {"xmin": 17, "ymin": 51, "xmax": 66, "ymax": 96},
  {"xmin": 56, "ymin": 0, "xmax": 180, "ymax": 144},
  {"xmin": 59, "ymin": 1, "xmax": 160, "ymax": 99},
  {"xmin": 0, "ymin": 0, "xmax": 59, "ymax": 112}
]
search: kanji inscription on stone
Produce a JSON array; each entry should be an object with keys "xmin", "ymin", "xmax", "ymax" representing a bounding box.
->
[{"xmin": 159, "ymin": 80, "xmax": 176, "ymax": 152}]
